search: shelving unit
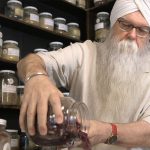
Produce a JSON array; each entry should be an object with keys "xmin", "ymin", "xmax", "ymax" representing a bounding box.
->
[{"xmin": 0, "ymin": 0, "xmax": 115, "ymax": 130}]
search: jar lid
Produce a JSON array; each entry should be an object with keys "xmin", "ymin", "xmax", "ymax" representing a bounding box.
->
[
  {"xmin": 24, "ymin": 6, "xmax": 38, "ymax": 11},
  {"xmin": 54, "ymin": 17, "xmax": 66, "ymax": 22},
  {"xmin": 67, "ymin": 22, "xmax": 79, "ymax": 27},
  {"xmin": 17, "ymin": 85, "xmax": 25, "ymax": 88},
  {"xmin": 7, "ymin": 0, "xmax": 22, "ymax": 5},
  {"xmin": 0, "ymin": 32, "xmax": 3, "ymax": 38},
  {"xmin": 6, "ymin": 129, "xmax": 18, "ymax": 133},
  {"xmin": 3, "ymin": 40, "xmax": 18, "ymax": 45},
  {"xmin": 34, "ymin": 48, "xmax": 48, "ymax": 52},
  {"xmin": 0, "ymin": 119, "xmax": 7, "ymax": 126},
  {"xmin": 0, "ymin": 70, "xmax": 15, "ymax": 74},
  {"xmin": 39, "ymin": 12, "xmax": 52, "ymax": 17},
  {"xmin": 49, "ymin": 42, "xmax": 63, "ymax": 46},
  {"xmin": 97, "ymin": 12, "xmax": 109, "ymax": 17}
]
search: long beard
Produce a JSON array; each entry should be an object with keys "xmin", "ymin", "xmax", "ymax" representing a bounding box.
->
[{"xmin": 96, "ymin": 32, "xmax": 150, "ymax": 123}]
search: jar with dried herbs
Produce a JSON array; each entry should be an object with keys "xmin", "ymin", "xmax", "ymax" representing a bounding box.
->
[
  {"xmin": 5, "ymin": 0, "xmax": 23, "ymax": 20},
  {"xmin": 0, "ymin": 70, "xmax": 18, "ymax": 106},
  {"xmin": 39, "ymin": 12, "xmax": 54, "ymax": 31},
  {"xmin": 23, "ymin": 6, "xmax": 39, "ymax": 26},
  {"xmin": 2, "ymin": 40, "xmax": 20, "ymax": 62}
]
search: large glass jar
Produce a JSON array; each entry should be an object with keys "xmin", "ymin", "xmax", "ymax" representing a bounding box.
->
[
  {"xmin": 29, "ymin": 97, "xmax": 90, "ymax": 148},
  {"xmin": 77, "ymin": 0, "xmax": 86, "ymax": 8},
  {"xmin": 0, "ymin": 70, "xmax": 18, "ymax": 106},
  {"xmin": 5, "ymin": 0, "xmax": 23, "ymax": 20},
  {"xmin": 39, "ymin": 12, "xmax": 54, "ymax": 31},
  {"xmin": 64, "ymin": 0, "xmax": 76, "ymax": 5},
  {"xmin": 6, "ymin": 129, "xmax": 19, "ymax": 150},
  {"xmin": 2, "ymin": 40, "xmax": 20, "ymax": 62},
  {"xmin": 23, "ymin": 6, "xmax": 39, "ymax": 26},
  {"xmin": 54, "ymin": 17, "xmax": 68, "ymax": 35},
  {"xmin": 0, "ymin": 119, "xmax": 11, "ymax": 150},
  {"xmin": 67, "ymin": 22, "xmax": 81, "ymax": 40},
  {"xmin": 0, "ymin": 31, "xmax": 3, "ymax": 58},
  {"xmin": 94, "ymin": 0, "xmax": 108, "ymax": 6},
  {"xmin": 49, "ymin": 42, "xmax": 63, "ymax": 51}
]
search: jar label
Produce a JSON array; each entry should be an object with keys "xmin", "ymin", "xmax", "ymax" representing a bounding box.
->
[
  {"xmin": 15, "ymin": 8, "xmax": 23, "ymax": 17},
  {"xmin": 2, "ymin": 84, "xmax": 16, "ymax": 93},
  {"xmin": 95, "ymin": 23, "xmax": 104, "ymax": 30},
  {"xmin": 58, "ymin": 24, "xmax": 68, "ymax": 32},
  {"xmin": 30, "ymin": 14, "xmax": 39, "ymax": 22},
  {"xmin": 44, "ymin": 18, "xmax": 54, "ymax": 26},
  {"xmin": 11, "ymin": 139, "xmax": 19, "ymax": 147},
  {"xmin": 6, "ymin": 48, "xmax": 19, "ymax": 57},
  {"xmin": 3, "ymin": 143, "xmax": 11, "ymax": 150},
  {"xmin": 0, "ymin": 39, "xmax": 2, "ymax": 47}
]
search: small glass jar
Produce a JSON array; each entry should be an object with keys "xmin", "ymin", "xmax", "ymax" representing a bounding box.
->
[
  {"xmin": 5, "ymin": 0, "xmax": 23, "ymax": 20},
  {"xmin": 49, "ymin": 42, "xmax": 63, "ymax": 51},
  {"xmin": 34, "ymin": 48, "xmax": 48, "ymax": 53},
  {"xmin": 0, "ymin": 70, "xmax": 18, "ymax": 106},
  {"xmin": 17, "ymin": 85, "xmax": 24, "ymax": 105},
  {"xmin": 29, "ymin": 97, "xmax": 90, "ymax": 148},
  {"xmin": 67, "ymin": 22, "xmax": 81, "ymax": 40},
  {"xmin": 77, "ymin": 0, "xmax": 86, "ymax": 8},
  {"xmin": 39, "ymin": 12, "xmax": 54, "ymax": 31},
  {"xmin": 23, "ymin": 6, "xmax": 39, "ymax": 26},
  {"xmin": 0, "ymin": 119, "xmax": 11, "ymax": 150},
  {"xmin": 94, "ymin": 0, "xmax": 108, "ymax": 6},
  {"xmin": 64, "ymin": 0, "xmax": 76, "ymax": 5},
  {"xmin": 6, "ymin": 129, "xmax": 19, "ymax": 150},
  {"xmin": 0, "ymin": 32, "xmax": 3, "ymax": 58},
  {"xmin": 2, "ymin": 40, "xmax": 20, "ymax": 62},
  {"xmin": 96, "ymin": 12, "xmax": 109, "ymax": 24},
  {"xmin": 54, "ymin": 17, "xmax": 68, "ymax": 34}
]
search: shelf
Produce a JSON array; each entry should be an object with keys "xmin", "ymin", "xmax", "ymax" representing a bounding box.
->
[{"xmin": 0, "ymin": 105, "xmax": 20, "ymax": 109}]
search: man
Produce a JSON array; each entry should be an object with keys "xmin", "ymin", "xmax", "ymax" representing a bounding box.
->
[{"xmin": 17, "ymin": 0, "xmax": 150, "ymax": 149}]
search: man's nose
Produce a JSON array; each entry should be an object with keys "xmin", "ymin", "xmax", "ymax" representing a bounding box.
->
[{"xmin": 127, "ymin": 28, "xmax": 137, "ymax": 40}]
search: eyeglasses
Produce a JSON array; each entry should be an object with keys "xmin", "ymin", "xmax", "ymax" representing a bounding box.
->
[{"xmin": 117, "ymin": 18, "xmax": 150, "ymax": 38}]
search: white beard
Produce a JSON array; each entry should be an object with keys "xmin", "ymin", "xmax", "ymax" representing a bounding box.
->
[{"xmin": 95, "ymin": 32, "xmax": 150, "ymax": 123}]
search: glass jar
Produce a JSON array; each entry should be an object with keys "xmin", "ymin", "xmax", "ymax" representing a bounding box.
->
[
  {"xmin": 94, "ymin": 0, "xmax": 108, "ymax": 6},
  {"xmin": 5, "ymin": 0, "xmax": 23, "ymax": 20},
  {"xmin": 67, "ymin": 22, "xmax": 81, "ymax": 40},
  {"xmin": 77, "ymin": 0, "xmax": 86, "ymax": 8},
  {"xmin": 16, "ymin": 85, "xmax": 24, "ymax": 105},
  {"xmin": 6, "ymin": 129, "xmax": 19, "ymax": 150},
  {"xmin": 64, "ymin": 0, "xmax": 76, "ymax": 5},
  {"xmin": 49, "ymin": 42, "xmax": 63, "ymax": 51},
  {"xmin": 0, "ymin": 32, "xmax": 3, "ymax": 58},
  {"xmin": 0, "ymin": 119, "xmax": 11, "ymax": 150},
  {"xmin": 30, "ymin": 97, "xmax": 90, "ymax": 148},
  {"xmin": 0, "ymin": 70, "xmax": 18, "ymax": 106},
  {"xmin": 33, "ymin": 48, "xmax": 48, "ymax": 53},
  {"xmin": 23, "ymin": 6, "xmax": 39, "ymax": 26},
  {"xmin": 96, "ymin": 12, "xmax": 109, "ymax": 24},
  {"xmin": 54, "ymin": 17, "xmax": 68, "ymax": 35},
  {"xmin": 39, "ymin": 12, "xmax": 54, "ymax": 31},
  {"xmin": 2, "ymin": 40, "xmax": 20, "ymax": 62}
]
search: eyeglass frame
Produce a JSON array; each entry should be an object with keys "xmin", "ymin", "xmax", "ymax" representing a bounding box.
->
[{"xmin": 117, "ymin": 18, "xmax": 150, "ymax": 38}]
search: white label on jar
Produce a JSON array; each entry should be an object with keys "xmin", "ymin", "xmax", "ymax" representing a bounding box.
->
[
  {"xmin": 7, "ymin": 48, "xmax": 19, "ymax": 57},
  {"xmin": 3, "ymin": 143, "xmax": 11, "ymax": 150},
  {"xmin": 44, "ymin": 18, "xmax": 54, "ymax": 26},
  {"xmin": 94, "ymin": 0, "xmax": 102, "ymax": 2},
  {"xmin": 11, "ymin": 139, "xmax": 18, "ymax": 147},
  {"xmin": 30, "ymin": 14, "xmax": 39, "ymax": 22},
  {"xmin": 0, "ymin": 39, "xmax": 2, "ymax": 47},
  {"xmin": 2, "ymin": 84, "xmax": 16, "ymax": 93},
  {"xmin": 95, "ymin": 23, "xmax": 104, "ymax": 30},
  {"xmin": 58, "ymin": 24, "xmax": 68, "ymax": 32}
]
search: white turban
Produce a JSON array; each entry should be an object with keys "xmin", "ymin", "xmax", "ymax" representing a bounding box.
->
[{"xmin": 110, "ymin": 0, "xmax": 150, "ymax": 27}]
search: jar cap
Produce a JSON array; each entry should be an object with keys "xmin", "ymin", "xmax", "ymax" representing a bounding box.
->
[
  {"xmin": 7, "ymin": 0, "xmax": 22, "ymax": 5},
  {"xmin": 39, "ymin": 12, "xmax": 52, "ymax": 17},
  {"xmin": 6, "ymin": 129, "xmax": 18, "ymax": 133},
  {"xmin": 97, "ymin": 12, "xmax": 109, "ymax": 17},
  {"xmin": 54, "ymin": 17, "xmax": 66, "ymax": 22},
  {"xmin": 17, "ymin": 85, "xmax": 25, "ymax": 88},
  {"xmin": 0, "ymin": 32, "xmax": 3, "ymax": 38},
  {"xmin": 0, "ymin": 70, "xmax": 15, "ymax": 74},
  {"xmin": 0, "ymin": 119, "xmax": 7, "ymax": 126},
  {"xmin": 24, "ymin": 6, "xmax": 38, "ymax": 11},
  {"xmin": 67, "ymin": 22, "xmax": 79, "ymax": 27},
  {"xmin": 34, "ymin": 48, "xmax": 48, "ymax": 52},
  {"xmin": 3, "ymin": 40, "xmax": 18, "ymax": 45},
  {"xmin": 49, "ymin": 41, "xmax": 63, "ymax": 46}
]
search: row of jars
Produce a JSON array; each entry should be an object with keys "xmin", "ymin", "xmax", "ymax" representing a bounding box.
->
[
  {"xmin": 5, "ymin": 0, "xmax": 81, "ymax": 40},
  {"xmin": 64, "ymin": 0, "xmax": 86, "ymax": 8},
  {"xmin": 94, "ymin": 11, "xmax": 110, "ymax": 42}
]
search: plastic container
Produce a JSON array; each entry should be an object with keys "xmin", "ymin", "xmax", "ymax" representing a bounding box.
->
[
  {"xmin": 23, "ymin": 6, "xmax": 39, "ymax": 25},
  {"xmin": 49, "ymin": 42, "xmax": 63, "ymax": 51},
  {"xmin": 2, "ymin": 40, "xmax": 20, "ymax": 62},
  {"xmin": 29, "ymin": 97, "xmax": 90, "ymax": 148},
  {"xmin": 0, "ymin": 119, "xmax": 11, "ymax": 150},
  {"xmin": 39, "ymin": 12, "xmax": 54, "ymax": 31},
  {"xmin": 0, "ymin": 70, "xmax": 18, "ymax": 105},
  {"xmin": 5, "ymin": 0, "xmax": 23, "ymax": 20}
]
